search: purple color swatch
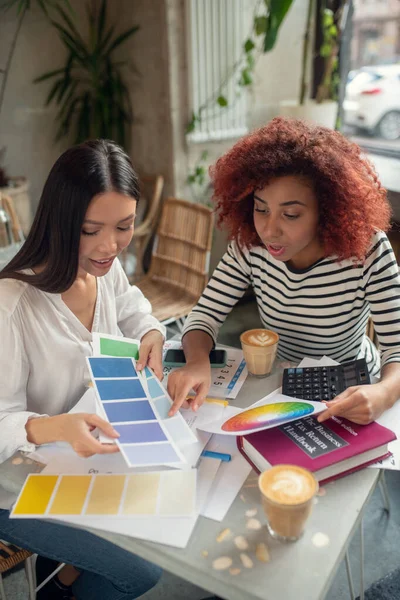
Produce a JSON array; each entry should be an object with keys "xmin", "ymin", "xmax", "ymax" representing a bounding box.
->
[
  {"xmin": 102, "ymin": 400, "xmax": 156, "ymax": 423},
  {"xmin": 115, "ymin": 422, "xmax": 167, "ymax": 444}
]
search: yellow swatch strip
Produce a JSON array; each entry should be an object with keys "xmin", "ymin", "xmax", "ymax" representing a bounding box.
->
[
  {"xmin": 123, "ymin": 473, "xmax": 160, "ymax": 515},
  {"xmin": 13, "ymin": 475, "xmax": 58, "ymax": 515},
  {"xmin": 49, "ymin": 475, "xmax": 91, "ymax": 515},
  {"xmin": 85, "ymin": 475, "xmax": 126, "ymax": 515},
  {"xmin": 158, "ymin": 470, "xmax": 196, "ymax": 516}
]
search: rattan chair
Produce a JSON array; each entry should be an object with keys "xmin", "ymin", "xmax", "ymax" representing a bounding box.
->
[
  {"xmin": 121, "ymin": 174, "xmax": 164, "ymax": 282},
  {"xmin": 0, "ymin": 541, "xmax": 66, "ymax": 600},
  {"xmin": 0, "ymin": 541, "xmax": 34, "ymax": 600},
  {"xmin": 136, "ymin": 197, "xmax": 214, "ymax": 331}
]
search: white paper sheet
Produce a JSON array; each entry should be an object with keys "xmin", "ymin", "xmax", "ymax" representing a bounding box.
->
[
  {"xmin": 179, "ymin": 402, "xmax": 225, "ymax": 467},
  {"xmin": 39, "ymin": 451, "xmax": 220, "ymax": 548},
  {"xmin": 372, "ymin": 400, "xmax": 400, "ymax": 470},
  {"xmin": 162, "ymin": 340, "xmax": 248, "ymax": 399},
  {"xmin": 200, "ymin": 434, "xmax": 252, "ymax": 521}
]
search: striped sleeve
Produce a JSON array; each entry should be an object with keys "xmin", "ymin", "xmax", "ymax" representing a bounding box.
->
[
  {"xmin": 364, "ymin": 233, "xmax": 400, "ymax": 368},
  {"xmin": 182, "ymin": 241, "xmax": 252, "ymax": 343}
]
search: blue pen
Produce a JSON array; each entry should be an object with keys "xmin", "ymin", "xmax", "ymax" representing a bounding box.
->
[{"xmin": 201, "ymin": 450, "xmax": 232, "ymax": 462}]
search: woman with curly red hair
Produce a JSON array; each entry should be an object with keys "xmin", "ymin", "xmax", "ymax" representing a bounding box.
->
[{"xmin": 168, "ymin": 117, "xmax": 400, "ymax": 425}]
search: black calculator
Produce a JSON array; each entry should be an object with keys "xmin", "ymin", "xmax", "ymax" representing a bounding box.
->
[{"xmin": 282, "ymin": 358, "xmax": 371, "ymax": 402}]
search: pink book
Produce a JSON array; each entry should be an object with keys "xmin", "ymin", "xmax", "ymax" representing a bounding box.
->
[{"xmin": 237, "ymin": 415, "xmax": 396, "ymax": 484}]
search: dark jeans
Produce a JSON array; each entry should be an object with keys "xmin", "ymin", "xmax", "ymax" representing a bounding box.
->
[{"xmin": 0, "ymin": 509, "xmax": 162, "ymax": 600}]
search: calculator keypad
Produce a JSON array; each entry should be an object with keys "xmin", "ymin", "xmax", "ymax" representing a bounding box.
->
[{"xmin": 282, "ymin": 359, "xmax": 370, "ymax": 402}]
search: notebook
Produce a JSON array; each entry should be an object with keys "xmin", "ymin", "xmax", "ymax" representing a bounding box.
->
[{"xmin": 237, "ymin": 414, "xmax": 396, "ymax": 484}]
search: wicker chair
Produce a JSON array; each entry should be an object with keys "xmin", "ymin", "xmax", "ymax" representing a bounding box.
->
[
  {"xmin": 0, "ymin": 541, "xmax": 34, "ymax": 600},
  {"xmin": 136, "ymin": 197, "xmax": 214, "ymax": 331},
  {"xmin": 121, "ymin": 174, "xmax": 164, "ymax": 282}
]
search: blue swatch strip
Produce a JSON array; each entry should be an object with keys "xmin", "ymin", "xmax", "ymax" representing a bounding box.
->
[
  {"xmin": 102, "ymin": 400, "xmax": 156, "ymax": 423},
  {"xmin": 122, "ymin": 443, "xmax": 180, "ymax": 465},
  {"xmin": 115, "ymin": 422, "xmax": 167, "ymax": 444},
  {"xmin": 89, "ymin": 357, "xmax": 137, "ymax": 378},
  {"xmin": 96, "ymin": 378, "xmax": 146, "ymax": 401}
]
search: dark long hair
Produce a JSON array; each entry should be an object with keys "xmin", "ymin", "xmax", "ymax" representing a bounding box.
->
[{"xmin": 0, "ymin": 139, "xmax": 140, "ymax": 293}]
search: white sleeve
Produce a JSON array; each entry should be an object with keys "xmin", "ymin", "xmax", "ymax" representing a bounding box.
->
[
  {"xmin": 113, "ymin": 259, "xmax": 166, "ymax": 341},
  {"xmin": 0, "ymin": 312, "xmax": 40, "ymax": 463}
]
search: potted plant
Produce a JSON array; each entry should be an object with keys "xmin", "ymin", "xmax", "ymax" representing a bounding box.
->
[
  {"xmin": 33, "ymin": 0, "xmax": 139, "ymax": 148},
  {"xmin": 280, "ymin": 0, "xmax": 345, "ymax": 128}
]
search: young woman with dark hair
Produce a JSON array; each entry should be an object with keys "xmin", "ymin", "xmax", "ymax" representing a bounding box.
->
[
  {"xmin": 0, "ymin": 140, "xmax": 164, "ymax": 599},
  {"xmin": 168, "ymin": 117, "xmax": 400, "ymax": 427}
]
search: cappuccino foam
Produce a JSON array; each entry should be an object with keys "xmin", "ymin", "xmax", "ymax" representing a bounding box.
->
[
  {"xmin": 260, "ymin": 466, "xmax": 317, "ymax": 505},
  {"xmin": 240, "ymin": 329, "xmax": 279, "ymax": 347}
]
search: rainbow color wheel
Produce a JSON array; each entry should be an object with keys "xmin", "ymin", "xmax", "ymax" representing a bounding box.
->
[{"xmin": 221, "ymin": 402, "xmax": 315, "ymax": 432}]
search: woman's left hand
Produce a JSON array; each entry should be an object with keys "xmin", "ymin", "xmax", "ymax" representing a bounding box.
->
[
  {"xmin": 137, "ymin": 329, "xmax": 164, "ymax": 380},
  {"xmin": 317, "ymin": 383, "xmax": 391, "ymax": 425}
]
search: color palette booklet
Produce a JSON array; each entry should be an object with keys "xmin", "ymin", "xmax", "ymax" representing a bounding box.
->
[
  {"xmin": 19, "ymin": 437, "xmax": 220, "ymax": 548},
  {"xmin": 10, "ymin": 470, "xmax": 197, "ymax": 520},
  {"xmin": 87, "ymin": 354, "xmax": 197, "ymax": 469},
  {"xmin": 197, "ymin": 393, "xmax": 325, "ymax": 436}
]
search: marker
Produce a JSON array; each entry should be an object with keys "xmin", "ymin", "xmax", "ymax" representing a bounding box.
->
[
  {"xmin": 205, "ymin": 398, "xmax": 229, "ymax": 407},
  {"xmin": 201, "ymin": 450, "xmax": 232, "ymax": 462},
  {"xmin": 187, "ymin": 396, "xmax": 229, "ymax": 407}
]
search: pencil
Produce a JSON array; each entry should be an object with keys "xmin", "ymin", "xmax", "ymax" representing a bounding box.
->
[{"xmin": 187, "ymin": 395, "xmax": 229, "ymax": 407}]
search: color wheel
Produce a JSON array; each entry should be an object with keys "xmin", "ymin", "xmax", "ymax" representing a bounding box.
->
[{"xmin": 221, "ymin": 402, "xmax": 315, "ymax": 432}]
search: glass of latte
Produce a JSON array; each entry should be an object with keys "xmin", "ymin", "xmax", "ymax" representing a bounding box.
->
[
  {"xmin": 258, "ymin": 465, "xmax": 318, "ymax": 542},
  {"xmin": 240, "ymin": 329, "xmax": 279, "ymax": 377}
]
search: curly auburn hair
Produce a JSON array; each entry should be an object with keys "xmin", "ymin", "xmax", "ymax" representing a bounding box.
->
[{"xmin": 211, "ymin": 117, "xmax": 391, "ymax": 261}]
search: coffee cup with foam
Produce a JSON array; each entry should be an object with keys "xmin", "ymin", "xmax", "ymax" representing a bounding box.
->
[
  {"xmin": 240, "ymin": 328, "xmax": 279, "ymax": 377},
  {"xmin": 258, "ymin": 465, "xmax": 318, "ymax": 542}
]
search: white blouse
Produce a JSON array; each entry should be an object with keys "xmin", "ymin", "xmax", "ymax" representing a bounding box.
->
[{"xmin": 0, "ymin": 258, "xmax": 165, "ymax": 507}]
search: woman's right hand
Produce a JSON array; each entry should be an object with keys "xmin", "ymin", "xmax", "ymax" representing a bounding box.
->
[
  {"xmin": 26, "ymin": 413, "xmax": 120, "ymax": 458},
  {"xmin": 167, "ymin": 360, "xmax": 211, "ymax": 416}
]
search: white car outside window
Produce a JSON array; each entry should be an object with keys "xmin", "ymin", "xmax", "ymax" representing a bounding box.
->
[{"xmin": 344, "ymin": 65, "xmax": 400, "ymax": 140}]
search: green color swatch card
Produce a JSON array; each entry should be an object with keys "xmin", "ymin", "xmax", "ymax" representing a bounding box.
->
[{"xmin": 92, "ymin": 333, "xmax": 140, "ymax": 360}]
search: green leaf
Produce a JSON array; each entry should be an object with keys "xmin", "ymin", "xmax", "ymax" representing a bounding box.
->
[
  {"xmin": 200, "ymin": 150, "xmax": 208, "ymax": 161},
  {"xmin": 246, "ymin": 53, "xmax": 255, "ymax": 69},
  {"xmin": 320, "ymin": 43, "xmax": 330, "ymax": 58},
  {"xmin": 323, "ymin": 8, "xmax": 334, "ymax": 26},
  {"xmin": 244, "ymin": 38, "xmax": 255, "ymax": 53},
  {"xmin": 239, "ymin": 69, "xmax": 252, "ymax": 86},
  {"xmin": 44, "ymin": 78, "xmax": 63, "ymax": 105},
  {"xmin": 51, "ymin": 21, "xmax": 88, "ymax": 62},
  {"xmin": 54, "ymin": 3, "xmax": 86, "ymax": 49},
  {"xmin": 97, "ymin": 0, "xmax": 107, "ymax": 42},
  {"xmin": 217, "ymin": 95, "xmax": 228, "ymax": 107},
  {"xmin": 98, "ymin": 25, "xmax": 115, "ymax": 54},
  {"xmin": 0, "ymin": 0, "xmax": 20, "ymax": 12},
  {"xmin": 106, "ymin": 25, "xmax": 139, "ymax": 54},
  {"xmin": 254, "ymin": 16, "xmax": 267, "ymax": 36},
  {"xmin": 263, "ymin": 0, "xmax": 294, "ymax": 52},
  {"xmin": 33, "ymin": 67, "xmax": 67, "ymax": 83}
]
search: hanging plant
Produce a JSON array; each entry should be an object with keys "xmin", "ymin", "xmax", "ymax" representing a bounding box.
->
[{"xmin": 186, "ymin": 0, "xmax": 294, "ymax": 134}]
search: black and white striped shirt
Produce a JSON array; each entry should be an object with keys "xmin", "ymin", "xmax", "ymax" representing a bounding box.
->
[{"xmin": 183, "ymin": 231, "xmax": 400, "ymax": 376}]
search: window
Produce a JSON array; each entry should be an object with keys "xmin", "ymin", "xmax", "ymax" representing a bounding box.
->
[
  {"xmin": 341, "ymin": 0, "xmax": 400, "ymax": 147},
  {"xmin": 187, "ymin": 0, "xmax": 251, "ymax": 142}
]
